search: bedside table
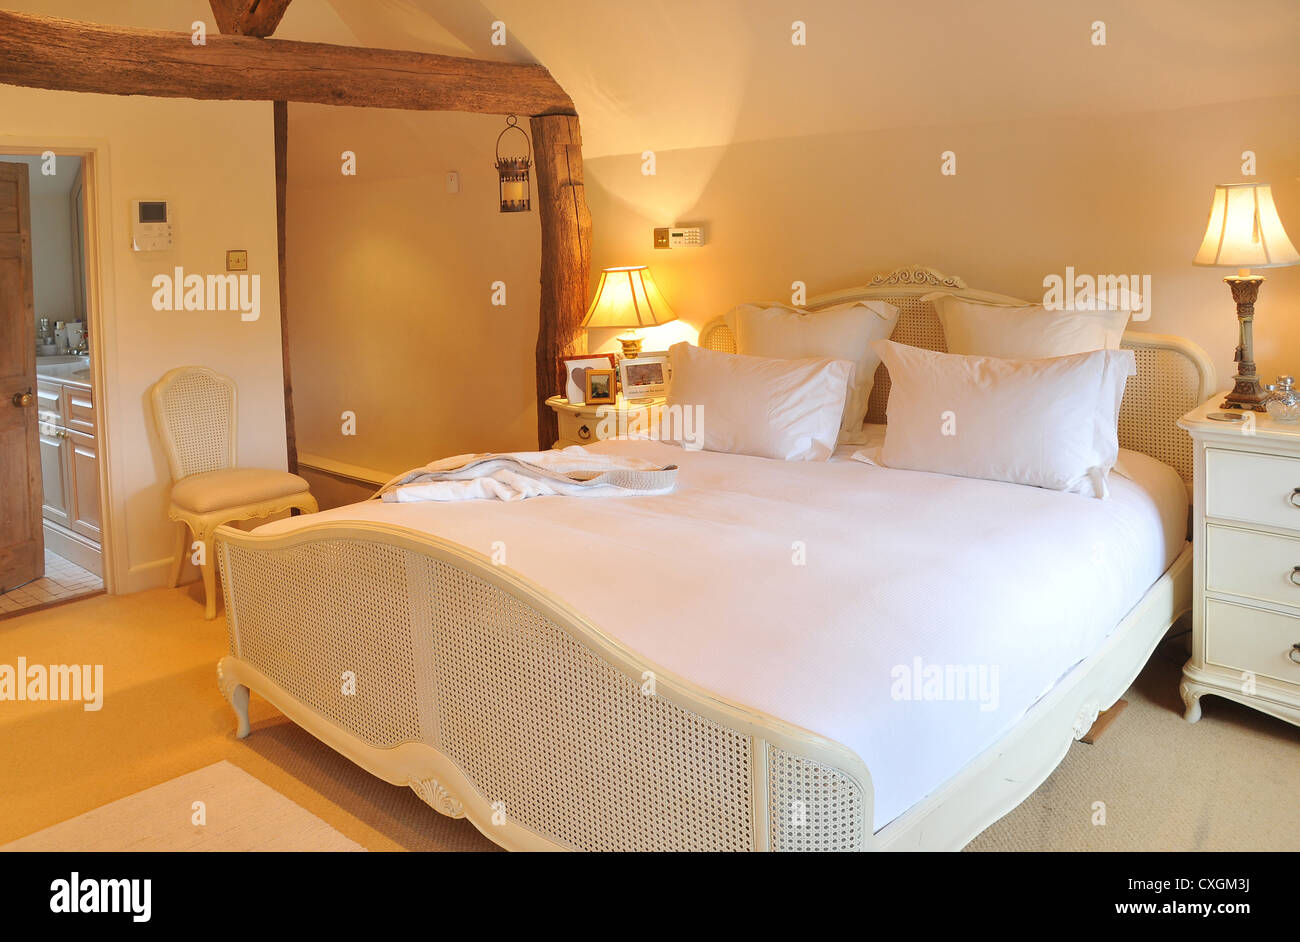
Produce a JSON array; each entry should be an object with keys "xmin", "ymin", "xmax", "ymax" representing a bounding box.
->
[
  {"xmin": 1178, "ymin": 397, "xmax": 1300, "ymax": 728},
  {"xmin": 545, "ymin": 394, "xmax": 666, "ymax": 449}
]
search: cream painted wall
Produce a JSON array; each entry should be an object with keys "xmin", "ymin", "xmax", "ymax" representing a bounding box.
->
[
  {"xmin": 286, "ymin": 105, "xmax": 541, "ymax": 475},
  {"xmin": 0, "ymin": 88, "xmax": 286, "ymax": 593},
  {"xmin": 582, "ymin": 94, "xmax": 1300, "ymax": 389}
]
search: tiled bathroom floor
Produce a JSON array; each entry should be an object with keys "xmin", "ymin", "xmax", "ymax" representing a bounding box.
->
[{"xmin": 0, "ymin": 549, "xmax": 104, "ymax": 617}]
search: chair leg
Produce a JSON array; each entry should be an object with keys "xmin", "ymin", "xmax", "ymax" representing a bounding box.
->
[
  {"xmin": 169, "ymin": 522, "xmax": 189, "ymax": 588},
  {"xmin": 197, "ymin": 527, "xmax": 218, "ymax": 620}
]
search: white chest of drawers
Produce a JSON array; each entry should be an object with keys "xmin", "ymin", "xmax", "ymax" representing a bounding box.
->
[{"xmin": 1178, "ymin": 398, "xmax": 1300, "ymax": 727}]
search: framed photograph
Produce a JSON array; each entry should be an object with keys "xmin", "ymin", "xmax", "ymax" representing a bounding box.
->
[
  {"xmin": 584, "ymin": 369, "xmax": 616, "ymax": 405},
  {"xmin": 618, "ymin": 354, "xmax": 670, "ymax": 400},
  {"xmin": 561, "ymin": 353, "xmax": 617, "ymax": 404}
]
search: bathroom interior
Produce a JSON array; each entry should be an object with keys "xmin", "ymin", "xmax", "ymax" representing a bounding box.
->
[{"xmin": 0, "ymin": 152, "xmax": 103, "ymax": 617}]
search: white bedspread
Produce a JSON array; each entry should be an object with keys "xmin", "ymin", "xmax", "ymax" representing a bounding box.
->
[
  {"xmin": 256, "ymin": 434, "xmax": 1188, "ymax": 831},
  {"xmin": 378, "ymin": 448, "xmax": 678, "ymax": 502}
]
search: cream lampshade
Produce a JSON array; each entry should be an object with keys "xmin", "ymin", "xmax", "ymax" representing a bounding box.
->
[
  {"xmin": 581, "ymin": 265, "xmax": 678, "ymax": 358},
  {"xmin": 1193, "ymin": 183, "xmax": 1300, "ymax": 412}
]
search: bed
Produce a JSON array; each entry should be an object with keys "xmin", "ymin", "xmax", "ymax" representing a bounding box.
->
[{"xmin": 214, "ymin": 265, "xmax": 1215, "ymax": 851}]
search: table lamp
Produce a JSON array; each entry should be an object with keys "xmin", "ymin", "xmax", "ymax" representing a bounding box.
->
[
  {"xmin": 1193, "ymin": 182, "xmax": 1300, "ymax": 411},
  {"xmin": 581, "ymin": 265, "xmax": 678, "ymax": 358}
]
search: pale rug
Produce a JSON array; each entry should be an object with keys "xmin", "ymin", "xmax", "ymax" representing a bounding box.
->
[
  {"xmin": 1, "ymin": 760, "xmax": 365, "ymax": 852},
  {"xmin": 966, "ymin": 645, "xmax": 1300, "ymax": 851}
]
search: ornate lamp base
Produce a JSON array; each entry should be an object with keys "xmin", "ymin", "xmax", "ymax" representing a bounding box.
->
[
  {"xmin": 619, "ymin": 334, "xmax": 643, "ymax": 358},
  {"xmin": 1220, "ymin": 274, "xmax": 1267, "ymax": 412},
  {"xmin": 1221, "ymin": 377, "xmax": 1268, "ymax": 411}
]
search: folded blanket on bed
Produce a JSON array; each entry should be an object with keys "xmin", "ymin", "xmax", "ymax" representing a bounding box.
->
[{"xmin": 378, "ymin": 447, "xmax": 678, "ymax": 502}]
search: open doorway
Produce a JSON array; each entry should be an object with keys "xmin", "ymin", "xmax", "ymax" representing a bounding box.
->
[{"xmin": 0, "ymin": 152, "xmax": 104, "ymax": 618}]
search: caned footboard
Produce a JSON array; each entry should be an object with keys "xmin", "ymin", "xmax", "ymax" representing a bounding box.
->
[{"xmin": 215, "ymin": 520, "xmax": 873, "ymax": 851}]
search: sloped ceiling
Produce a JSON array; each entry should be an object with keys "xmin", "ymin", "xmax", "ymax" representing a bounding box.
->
[
  {"xmin": 8, "ymin": 0, "xmax": 1300, "ymax": 158},
  {"xmin": 483, "ymin": 0, "xmax": 1300, "ymax": 158},
  {"xmin": 275, "ymin": 0, "xmax": 1300, "ymax": 158},
  {"xmin": 282, "ymin": 0, "xmax": 1300, "ymax": 160}
]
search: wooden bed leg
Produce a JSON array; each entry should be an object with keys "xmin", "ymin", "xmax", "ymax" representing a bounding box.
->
[{"xmin": 217, "ymin": 658, "xmax": 251, "ymax": 739}]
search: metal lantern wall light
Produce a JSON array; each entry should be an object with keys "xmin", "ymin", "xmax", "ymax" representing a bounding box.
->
[{"xmin": 495, "ymin": 114, "xmax": 532, "ymax": 213}]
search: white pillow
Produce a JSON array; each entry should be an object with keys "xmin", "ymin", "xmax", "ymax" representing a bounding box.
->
[
  {"xmin": 870, "ymin": 339, "xmax": 1136, "ymax": 497},
  {"xmin": 665, "ymin": 342, "xmax": 852, "ymax": 461},
  {"xmin": 932, "ymin": 295, "xmax": 1131, "ymax": 358},
  {"xmin": 724, "ymin": 299, "xmax": 899, "ymax": 442}
]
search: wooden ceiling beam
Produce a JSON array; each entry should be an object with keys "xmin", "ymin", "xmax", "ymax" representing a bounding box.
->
[
  {"xmin": 207, "ymin": 0, "xmax": 243, "ymax": 35},
  {"xmin": 0, "ymin": 10, "xmax": 575, "ymax": 116},
  {"xmin": 209, "ymin": 0, "xmax": 295, "ymax": 38},
  {"xmin": 237, "ymin": 0, "xmax": 294, "ymax": 37}
]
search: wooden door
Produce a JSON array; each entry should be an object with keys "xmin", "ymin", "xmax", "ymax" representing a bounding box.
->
[{"xmin": 0, "ymin": 161, "xmax": 42, "ymax": 590}]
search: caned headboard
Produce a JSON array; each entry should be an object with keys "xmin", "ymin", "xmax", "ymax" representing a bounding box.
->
[{"xmin": 698, "ymin": 265, "xmax": 1216, "ymax": 486}]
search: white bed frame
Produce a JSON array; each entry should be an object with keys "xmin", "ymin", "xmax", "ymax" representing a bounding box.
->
[{"xmin": 215, "ymin": 265, "xmax": 1215, "ymax": 851}]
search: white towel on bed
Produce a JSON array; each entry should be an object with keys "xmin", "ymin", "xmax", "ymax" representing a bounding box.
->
[{"xmin": 378, "ymin": 447, "xmax": 678, "ymax": 503}]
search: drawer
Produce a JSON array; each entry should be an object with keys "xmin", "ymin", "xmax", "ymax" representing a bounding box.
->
[
  {"xmin": 1205, "ymin": 598, "xmax": 1300, "ymax": 686},
  {"xmin": 556, "ymin": 410, "xmax": 597, "ymax": 446},
  {"xmin": 64, "ymin": 385, "xmax": 95, "ymax": 435},
  {"xmin": 1205, "ymin": 447, "xmax": 1300, "ymax": 530},
  {"xmin": 1206, "ymin": 524, "xmax": 1300, "ymax": 610}
]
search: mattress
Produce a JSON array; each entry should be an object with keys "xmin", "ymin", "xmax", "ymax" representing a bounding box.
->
[{"xmin": 257, "ymin": 434, "xmax": 1188, "ymax": 830}]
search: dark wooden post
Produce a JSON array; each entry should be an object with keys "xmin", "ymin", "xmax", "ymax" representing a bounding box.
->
[
  {"xmin": 273, "ymin": 99, "xmax": 298, "ymax": 473},
  {"xmin": 530, "ymin": 114, "xmax": 592, "ymax": 449}
]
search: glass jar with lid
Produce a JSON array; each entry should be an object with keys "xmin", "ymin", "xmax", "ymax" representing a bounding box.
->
[{"xmin": 1265, "ymin": 376, "xmax": 1300, "ymax": 424}]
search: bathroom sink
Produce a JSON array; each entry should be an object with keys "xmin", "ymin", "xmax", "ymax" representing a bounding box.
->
[
  {"xmin": 36, "ymin": 355, "xmax": 89, "ymax": 366},
  {"xmin": 36, "ymin": 356, "xmax": 91, "ymax": 382}
]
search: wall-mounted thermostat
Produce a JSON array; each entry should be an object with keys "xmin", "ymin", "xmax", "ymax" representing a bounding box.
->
[
  {"xmin": 653, "ymin": 225, "xmax": 705, "ymax": 249},
  {"xmin": 131, "ymin": 200, "xmax": 173, "ymax": 251}
]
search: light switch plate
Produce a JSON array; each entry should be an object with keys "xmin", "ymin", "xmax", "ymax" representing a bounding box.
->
[
  {"xmin": 225, "ymin": 249, "xmax": 248, "ymax": 271},
  {"xmin": 446, "ymin": 171, "xmax": 460, "ymax": 194},
  {"xmin": 653, "ymin": 227, "xmax": 671, "ymax": 249}
]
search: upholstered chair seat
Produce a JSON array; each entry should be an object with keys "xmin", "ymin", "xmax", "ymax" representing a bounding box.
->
[
  {"xmin": 150, "ymin": 366, "xmax": 317, "ymax": 619},
  {"xmin": 170, "ymin": 468, "xmax": 312, "ymax": 514}
]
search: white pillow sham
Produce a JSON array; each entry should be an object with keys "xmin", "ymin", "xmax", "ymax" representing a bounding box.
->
[
  {"xmin": 870, "ymin": 339, "xmax": 1136, "ymax": 498},
  {"xmin": 723, "ymin": 299, "xmax": 899, "ymax": 442},
  {"xmin": 665, "ymin": 342, "xmax": 852, "ymax": 461},
  {"xmin": 932, "ymin": 295, "xmax": 1131, "ymax": 359}
]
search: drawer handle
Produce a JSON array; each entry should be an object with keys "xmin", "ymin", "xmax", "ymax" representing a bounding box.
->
[
  {"xmin": 577, "ymin": 424, "xmax": 591, "ymax": 441},
  {"xmin": 1291, "ymin": 644, "xmax": 1300, "ymax": 665},
  {"xmin": 1292, "ymin": 487, "xmax": 1300, "ymax": 508}
]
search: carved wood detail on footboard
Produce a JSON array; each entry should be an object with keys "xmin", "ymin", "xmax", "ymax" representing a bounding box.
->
[{"xmin": 215, "ymin": 521, "xmax": 873, "ymax": 852}]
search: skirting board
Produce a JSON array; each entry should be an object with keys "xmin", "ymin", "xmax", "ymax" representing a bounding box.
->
[
  {"xmin": 123, "ymin": 555, "xmax": 176, "ymax": 594},
  {"xmin": 297, "ymin": 452, "xmax": 394, "ymax": 486},
  {"xmin": 43, "ymin": 520, "xmax": 102, "ymax": 577}
]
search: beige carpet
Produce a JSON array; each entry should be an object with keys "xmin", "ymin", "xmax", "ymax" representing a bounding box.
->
[
  {"xmin": 2, "ymin": 760, "xmax": 363, "ymax": 851},
  {"xmin": 1, "ymin": 586, "xmax": 1296, "ymax": 851},
  {"xmin": 0, "ymin": 585, "xmax": 498, "ymax": 851},
  {"xmin": 968, "ymin": 638, "xmax": 1300, "ymax": 851}
]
